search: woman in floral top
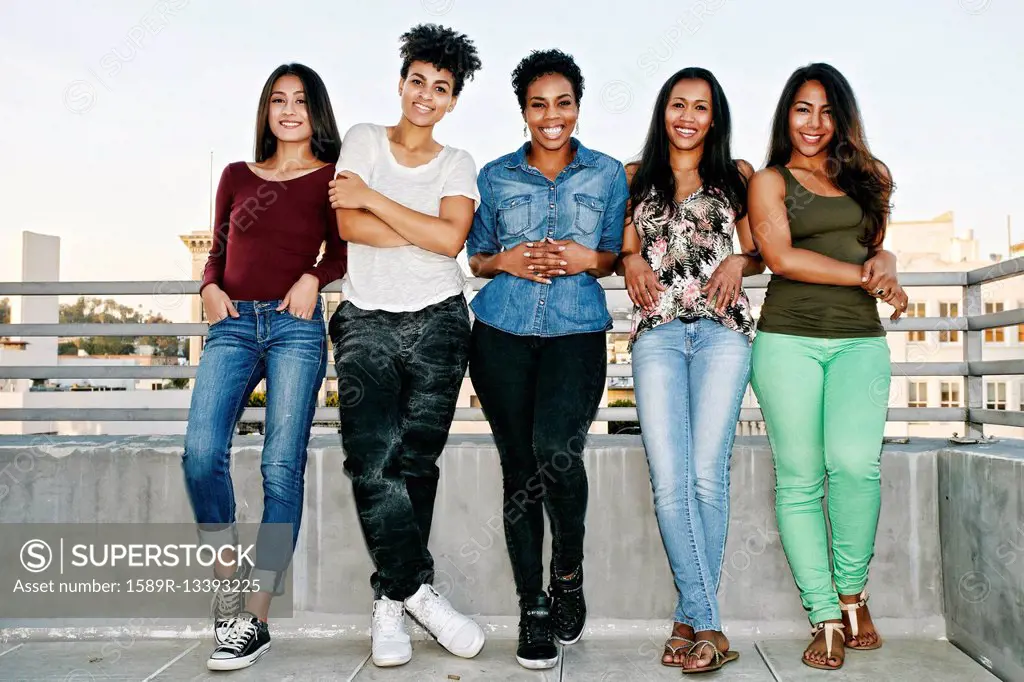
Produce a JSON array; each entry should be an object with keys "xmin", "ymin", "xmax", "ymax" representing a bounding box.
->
[{"xmin": 618, "ymin": 67, "xmax": 763, "ymax": 674}]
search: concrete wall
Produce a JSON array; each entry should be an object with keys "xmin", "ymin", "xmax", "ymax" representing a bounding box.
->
[
  {"xmin": 0, "ymin": 434, "xmax": 947, "ymax": 638},
  {"xmin": 938, "ymin": 442, "xmax": 1024, "ymax": 682}
]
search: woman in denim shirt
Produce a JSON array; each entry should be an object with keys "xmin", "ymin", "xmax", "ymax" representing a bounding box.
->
[{"xmin": 466, "ymin": 49, "xmax": 627, "ymax": 671}]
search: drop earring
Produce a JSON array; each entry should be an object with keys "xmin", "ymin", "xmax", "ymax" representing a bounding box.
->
[
  {"xmin": 523, "ymin": 124, "xmax": 528, "ymax": 137},
  {"xmin": 575, "ymin": 121, "xmax": 580, "ymax": 135}
]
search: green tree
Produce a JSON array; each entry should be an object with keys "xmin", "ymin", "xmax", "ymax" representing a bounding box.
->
[
  {"xmin": 58, "ymin": 297, "xmax": 185, "ymax": 357},
  {"xmin": 608, "ymin": 398, "xmax": 639, "ymax": 435}
]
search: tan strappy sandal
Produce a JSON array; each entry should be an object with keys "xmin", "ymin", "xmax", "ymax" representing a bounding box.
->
[
  {"xmin": 840, "ymin": 589, "xmax": 884, "ymax": 650},
  {"xmin": 803, "ymin": 621, "xmax": 845, "ymax": 670},
  {"xmin": 680, "ymin": 639, "xmax": 740, "ymax": 674},
  {"xmin": 661, "ymin": 635, "xmax": 694, "ymax": 667}
]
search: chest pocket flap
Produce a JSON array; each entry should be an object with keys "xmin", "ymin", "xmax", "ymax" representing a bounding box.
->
[
  {"xmin": 573, "ymin": 193, "xmax": 606, "ymax": 235},
  {"xmin": 498, "ymin": 194, "xmax": 533, "ymax": 237}
]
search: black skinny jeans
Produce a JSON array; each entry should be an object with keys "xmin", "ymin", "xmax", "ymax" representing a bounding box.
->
[
  {"xmin": 329, "ymin": 294, "xmax": 470, "ymax": 601},
  {"xmin": 468, "ymin": 321, "xmax": 606, "ymax": 602}
]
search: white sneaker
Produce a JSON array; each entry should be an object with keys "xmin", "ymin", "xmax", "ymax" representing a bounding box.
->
[
  {"xmin": 371, "ymin": 597, "xmax": 412, "ymax": 667},
  {"xmin": 404, "ymin": 584, "xmax": 485, "ymax": 658}
]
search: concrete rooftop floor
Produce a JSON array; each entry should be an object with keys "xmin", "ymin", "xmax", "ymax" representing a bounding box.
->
[{"xmin": 0, "ymin": 636, "xmax": 1000, "ymax": 681}]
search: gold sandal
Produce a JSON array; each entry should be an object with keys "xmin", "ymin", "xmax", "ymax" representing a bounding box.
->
[
  {"xmin": 661, "ymin": 635, "xmax": 694, "ymax": 667},
  {"xmin": 680, "ymin": 639, "xmax": 740, "ymax": 674},
  {"xmin": 840, "ymin": 589, "xmax": 883, "ymax": 650},
  {"xmin": 802, "ymin": 622, "xmax": 845, "ymax": 670}
]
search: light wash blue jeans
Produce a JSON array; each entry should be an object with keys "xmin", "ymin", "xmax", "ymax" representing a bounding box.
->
[
  {"xmin": 632, "ymin": 318, "xmax": 751, "ymax": 631},
  {"xmin": 182, "ymin": 298, "xmax": 327, "ymax": 595}
]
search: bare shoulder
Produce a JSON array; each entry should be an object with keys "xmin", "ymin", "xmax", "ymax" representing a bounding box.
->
[
  {"xmin": 736, "ymin": 159, "xmax": 755, "ymax": 180},
  {"xmin": 749, "ymin": 166, "xmax": 785, "ymax": 194}
]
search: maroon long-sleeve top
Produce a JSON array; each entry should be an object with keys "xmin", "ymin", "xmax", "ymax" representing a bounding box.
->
[{"xmin": 200, "ymin": 162, "xmax": 347, "ymax": 300}]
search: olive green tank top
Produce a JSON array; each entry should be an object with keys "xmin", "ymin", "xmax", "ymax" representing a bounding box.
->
[{"xmin": 756, "ymin": 166, "xmax": 883, "ymax": 338}]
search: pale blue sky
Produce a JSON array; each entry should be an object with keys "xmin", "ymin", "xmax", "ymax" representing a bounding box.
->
[{"xmin": 1, "ymin": 0, "xmax": 1021, "ymax": 320}]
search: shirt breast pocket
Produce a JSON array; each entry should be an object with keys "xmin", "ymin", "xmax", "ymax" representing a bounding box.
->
[
  {"xmin": 498, "ymin": 194, "xmax": 533, "ymax": 238},
  {"xmin": 573, "ymin": 193, "xmax": 606, "ymax": 237}
]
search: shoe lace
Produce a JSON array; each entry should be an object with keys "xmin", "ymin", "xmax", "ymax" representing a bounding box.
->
[
  {"xmin": 552, "ymin": 583, "xmax": 584, "ymax": 633},
  {"xmin": 218, "ymin": 617, "xmax": 258, "ymax": 653},
  {"xmin": 373, "ymin": 600, "xmax": 405, "ymax": 637},
  {"xmin": 521, "ymin": 610, "xmax": 552, "ymax": 645},
  {"xmin": 212, "ymin": 586, "xmax": 242, "ymax": 621},
  {"xmin": 418, "ymin": 586, "xmax": 457, "ymax": 625}
]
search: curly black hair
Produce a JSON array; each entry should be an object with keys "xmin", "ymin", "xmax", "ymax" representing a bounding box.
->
[
  {"xmin": 511, "ymin": 49, "xmax": 584, "ymax": 111},
  {"xmin": 399, "ymin": 24, "xmax": 481, "ymax": 97}
]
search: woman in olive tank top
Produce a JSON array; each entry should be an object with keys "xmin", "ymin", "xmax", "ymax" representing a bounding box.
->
[{"xmin": 747, "ymin": 63, "xmax": 908, "ymax": 671}]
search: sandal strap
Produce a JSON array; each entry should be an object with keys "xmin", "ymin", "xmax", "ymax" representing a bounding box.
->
[
  {"xmin": 839, "ymin": 589, "xmax": 869, "ymax": 636},
  {"xmin": 811, "ymin": 622, "xmax": 845, "ymax": 661},
  {"xmin": 687, "ymin": 639, "xmax": 724, "ymax": 664},
  {"xmin": 665, "ymin": 636, "xmax": 694, "ymax": 654}
]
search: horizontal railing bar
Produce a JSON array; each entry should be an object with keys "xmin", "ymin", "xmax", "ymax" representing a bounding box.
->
[
  {"xmin": 896, "ymin": 272, "xmax": 968, "ymax": 286},
  {"xmin": 0, "ymin": 366, "xmax": 197, "ymax": 379},
  {"xmin": 883, "ymin": 317, "xmax": 968, "ymax": 332},
  {"xmin": 0, "ymin": 316, "xmax": 973, "ymax": 337},
  {"xmin": 0, "ymin": 270, "xmax": 1000, "ymax": 298},
  {"xmin": 0, "ymin": 323, "xmax": 210, "ymax": 337},
  {"xmin": 0, "ymin": 407, "xmax": 972, "ymax": 423},
  {"xmin": 891, "ymin": 362, "xmax": 968, "ymax": 376},
  {"xmin": 967, "ymin": 308, "xmax": 1024, "ymax": 331},
  {"xmin": 7, "ymin": 361, "xmax": 1024, "ymax": 381},
  {"xmin": 885, "ymin": 407, "xmax": 967, "ymax": 421},
  {"xmin": 969, "ymin": 409, "xmax": 1024, "ymax": 428},
  {"xmin": 0, "ymin": 282, "xmax": 208, "ymax": 296},
  {"xmin": 968, "ymin": 360, "xmax": 1024, "ymax": 376},
  {"xmin": 966, "ymin": 256, "xmax": 1024, "ymax": 285}
]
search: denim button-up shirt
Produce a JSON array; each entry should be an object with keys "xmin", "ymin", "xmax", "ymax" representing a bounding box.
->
[{"xmin": 467, "ymin": 140, "xmax": 628, "ymax": 337}]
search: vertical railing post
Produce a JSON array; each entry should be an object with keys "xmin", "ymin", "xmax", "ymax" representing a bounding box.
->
[{"xmin": 963, "ymin": 279, "xmax": 984, "ymax": 439}]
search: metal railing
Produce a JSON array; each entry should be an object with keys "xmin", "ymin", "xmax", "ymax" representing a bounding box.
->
[{"xmin": 2, "ymin": 259, "xmax": 1024, "ymax": 435}]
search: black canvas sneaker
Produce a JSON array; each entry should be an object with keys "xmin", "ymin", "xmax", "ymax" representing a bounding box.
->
[{"xmin": 206, "ymin": 613, "xmax": 271, "ymax": 671}]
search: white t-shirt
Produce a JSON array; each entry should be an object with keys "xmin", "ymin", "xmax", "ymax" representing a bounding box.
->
[{"xmin": 335, "ymin": 123, "xmax": 480, "ymax": 312}]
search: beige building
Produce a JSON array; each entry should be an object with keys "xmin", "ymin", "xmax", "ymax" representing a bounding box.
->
[{"xmin": 882, "ymin": 212, "xmax": 1023, "ymax": 439}]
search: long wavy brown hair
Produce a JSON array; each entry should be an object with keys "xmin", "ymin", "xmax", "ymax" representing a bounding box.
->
[{"xmin": 766, "ymin": 63, "xmax": 893, "ymax": 248}]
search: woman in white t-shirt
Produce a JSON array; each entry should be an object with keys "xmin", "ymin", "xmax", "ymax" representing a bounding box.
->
[{"xmin": 324, "ymin": 23, "xmax": 485, "ymax": 670}]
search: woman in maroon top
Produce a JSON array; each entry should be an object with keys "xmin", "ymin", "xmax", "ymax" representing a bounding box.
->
[{"xmin": 181, "ymin": 63, "xmax": 345, "ymax": 672}]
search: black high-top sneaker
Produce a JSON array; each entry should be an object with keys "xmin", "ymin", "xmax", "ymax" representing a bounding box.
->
[
  {"xmin": 550, "ymin": 563, "xmax": 586, "ymax": 645},
  {"xmin": 516, "ymin": 594, "xmax": 558, "ymax": 670},
  {"xmin": 206, "ymin": 613, "xmax": 271, "ymax": 671}
]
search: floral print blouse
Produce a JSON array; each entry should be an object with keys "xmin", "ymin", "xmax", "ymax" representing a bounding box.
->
[{"xmin": 629, "ymin": 186, "xmax": 755, "ymax": 349}]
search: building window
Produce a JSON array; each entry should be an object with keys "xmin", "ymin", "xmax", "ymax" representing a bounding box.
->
[
  {"xmin": 906, "ymin": 302, "xmax": 926, "ymax": 342},
  {"xmin": 984, "ymin": 302, "xmax": 1005, "ymax": 343},
  {"xmin": 908, "ymin": 381, "xmax": 929, "ymax": 408},
  {"xmin": 939, "ymin": 302, "xmax": 959, "ymax": 343},
  {"xmin": 940, "ymin": 381, "xmax": 961, "ymax": 408},
  {"xmin": 469, "ymin": 395, "xmax": 481, "ymax": 408},
  {"xmin": 986, "ymin": 382, "xmax": 1007, "ymax": 410}
]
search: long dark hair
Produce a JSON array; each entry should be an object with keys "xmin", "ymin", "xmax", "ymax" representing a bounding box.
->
[
  {"xmin": 766, "ymin": 63, "xmax": 893, "ymax": 247},
  {"xmin": 254, "ymin": 63, "xmax": 340, "ymax": 164},
  {"xmin": 630, "ymin": 67, "xmax": 747, "ymax": 222}
]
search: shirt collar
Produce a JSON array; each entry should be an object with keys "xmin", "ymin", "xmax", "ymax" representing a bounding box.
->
[{"xmin": 504, "ymin": 138, "xmax": 598, "ymax": 172}]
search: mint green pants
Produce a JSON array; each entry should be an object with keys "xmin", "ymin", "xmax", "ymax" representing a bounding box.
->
[{"xmin": 751, "ymin": 331, "xmax": 890, "ymax": 624}]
